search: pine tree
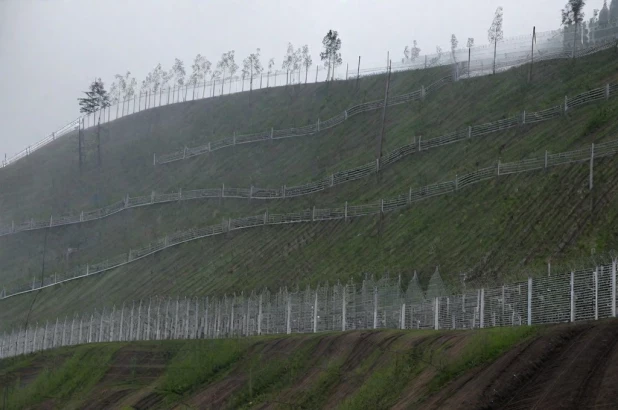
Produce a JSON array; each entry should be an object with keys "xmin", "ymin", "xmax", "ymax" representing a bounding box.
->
[{"xmin": 78, "ymin": 78, "xmax": 110, "ymax": 114}]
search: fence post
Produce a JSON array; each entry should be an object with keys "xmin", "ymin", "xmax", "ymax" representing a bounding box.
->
[
  {"xmin": 257, "ymin": 294, "xmax": 263, "ymax": 335},
  {"xmin": 380, "ymin": 199, "xmax": 384, "ymax": 215},
  {"xmin": 341, "ymin": 285, "xmax": 346, "ymax": 331},
  {"xmin": 468, "ymin": 126, "xmax": 472, "ymax": 139},
  {"xmin": 249, "ymin": 186, "xmax": 253, "ymax": 200},
  {"xmin": 151, "ymin": 191, "xmax": 155, "ymax": 204},
  {"xmin": 344, "ymin": 202, "xmax": 348, "ymax": 221},
  {"xmin": 612, "ymin": 259, "xmax": 617, "ymax": 318},
  {"xmin": 400, "ymin": 303, "xmax": 406, "ymax": 329},
  {"xmin": 480, "ymin": 288, "xmax": 485, "ymax": 328},
  {"xmin": 455, "ymin": 174, "xmax": 458, "ymax": 190},
  {"xmin": 545, "ymin": 150, "xmax": 548, "ymax": 169},
  {"xmin": 330, "ymin": 174, "xmax": 334, "ymax": 187},
  {"xmin": 183, "ymin": 147, "xmax": 187, "ymax": 159},
  {"xmin": 263, "ymin": 209, "xmax": 268, "ymax": 225},
  {"xmin": 270, "ymin": 127, "xmax": 274, "ymax": 139},
  {"xmin": 312, "ymin": 206, "xmax": 316, "ymax": 221},
  {"xmin": 564, "ymin": 95, "xmax": 568, "ymax": 114},
  {"xmin": 373, "ymin": 287, "xmax": 378, "ymax": 329},
  {"xmin": 317, "ymin": 118, "xmax": 320, "ymax": 132},
  {"xmin": 286, "ymin": 294, "xmax": 291, "ymax": 335},
  {"xmin": 49, "ymin": 215, "xmax": 53, "ymax": 227},
  {"xmin": 418, "ymin": 136, "xmax": 422, "ymax": 152},
  {"xmin": 376, "ymin": 157, "xmax": 380, "ymax": 173},
  {"xmin": 313, "ymin": 291, "xmax": 318, "ymax": 333},
  {"xmin": 570, "ymin": 271, "xmax": 575, "ymax": 322},
  {"xmin": 421, "ymin": 85, "xmax": 426, "ymax": 101},
  {"xmin": 521, "ymin": 110, "xmax": 526, "ymax": 125},
  {"xmin": 606, "ymin": 83, "xmax": 610, "ymax": 100},
  {"xmin": 434, "ymin": 297, "xmax": 439, "ymax": 330},
  {"xmin": 221, "ymin": 183, "xmax": 225, "ymax": 198},
  {"xmin": 497, "ymin": 160, "xmax": 501, "ymax": 176},
  {"xmin": 527, "ymin": 278, "xmax": 532, "ymax": 326},
  {"xmin": 408, "ymin": 187, "xmax": 412, "ymax": 204},
  {"xmin": 153, "ymin": 153, "xmax": 156, "ymax": 166},
  {"xmin": 594, "ymin": 267, "xmax": 599, "ymax": 321},
  {"xmin": 590, "ymin": 143, "xmax": 595, "ymax": 190}
]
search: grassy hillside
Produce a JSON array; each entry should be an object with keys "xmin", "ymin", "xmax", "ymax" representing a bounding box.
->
[
  {"xmin": 0, "ymin": 50, "xmax": 618, "ymax": 329},
  {"xmin": 0, "ymin": 49, "xmax": 616, "ymax": 224},
  {"xmin": 2, "ymin": 321, "xmax": 618, "ymax": 409}
]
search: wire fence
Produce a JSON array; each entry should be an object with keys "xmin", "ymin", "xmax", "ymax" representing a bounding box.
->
[
  {"xmin": 1, "ymin": 258, "xmax": 616, "ymax": 360},
  {"xmin": 1, "ymin": 78, "xmax": 616, "ymax": 238},
  {"xmin": 2, "ymin": 28, "xmax": 612, "ymax": 170},
  {"xmin": 2, "ymin": 133, "xmax": 617, "ymax": 300},
  {"xmin": 153, "ymin": 38, "xmax": 617, "ymax": 166}
]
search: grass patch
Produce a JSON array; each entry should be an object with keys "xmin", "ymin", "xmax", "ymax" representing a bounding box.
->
[
  {"xmin": 336, "ymin": 335, "xmax": 438, "ymax": 410},
  {"xmin": 226, "ymin": 336, "xmax": 320, "ymax": 409},
  {"xmin": 159, "ymin": 338, "xmax": 250, "ymax": 402},
  {"xmin": 294, "ymin": 358, "xmax": 344, "ymax": 409},
  {"xmin": 427, "ymin": 326, "xmax": 538, "ymax": 394},
  {"xmin": 3, "ymin": 343, "xmax": 121, "ymax": 409}
]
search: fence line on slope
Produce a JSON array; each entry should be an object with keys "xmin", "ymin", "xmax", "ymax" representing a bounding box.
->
[
  {"xmin": 2, "ymin": 136, "xmax": 617, "ymax": 300},
  {"xmin": 2, "ymin": 79, "xmax": 616, "ymax": 239},
  {"xmin": 153, "ymin": 39, "xmax": 618, "ymax": 166},
  {"xmin": 0, "ymin": 29, "xmax": 606, "ymax": 171},
  {"xmin": 1, "ymin": 258, "xmax": 617, "ymax": 360}
]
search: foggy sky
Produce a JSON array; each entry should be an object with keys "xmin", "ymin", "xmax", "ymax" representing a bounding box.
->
[{"xmin": 0, "ymin": 0, "xmax": 596, "ymax": 159}]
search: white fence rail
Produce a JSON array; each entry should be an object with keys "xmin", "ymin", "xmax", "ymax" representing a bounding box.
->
[
  {"xmin": 1, "ymin": 259, "xmax": 617, "ymax": 360},
  {"xmin": 2, "ymin": 136, "xmax": 616, "ymax": 300},
  {"xmin": 2, "ymin": 79, "xmax": 616, "ymax": 238}
]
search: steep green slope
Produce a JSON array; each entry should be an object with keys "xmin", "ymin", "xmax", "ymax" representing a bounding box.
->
[
  {"xmin": 0, "ymin": 65, "xmax": 449, "ymax": 222},
  {"xmin": 0, "ymin": 49, "xmax": 616, "ymax": 224},
  {"xmin": 1, "ymin": 153, "xmax": 617, "ymax": 330},
  {"xmin": 1, "ymin": 49, "xmax": 618, "ymax": 329}
]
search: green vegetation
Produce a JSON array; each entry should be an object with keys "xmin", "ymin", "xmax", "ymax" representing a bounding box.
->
[
  {"xmin": 427, "ymin": 326, "xmax": 538, "ymax": 394},
  {"xmin": 2, "ymin": 344, "xmax": 120, "ymax": 409},
  {"xmin": 1, "ymin": 49, "xmax": 618, "ymax": 336},
  {"xmin": 159, "ymin": 338, "xmax": 249, "ymax": 401},
  {"xmin": 337, "ymin": 337, "xmax": 432, "ymax": 410}
]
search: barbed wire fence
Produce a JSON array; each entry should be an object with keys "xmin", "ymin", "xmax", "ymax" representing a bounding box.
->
[
  {"xmin": 2, "ymin": 130, "xmax": 617, "ymax": 299},
  {"xmin": 1, "ymin": 27, "xmax": 599, "ymax": 170},
  {"xmin": 1, "ymin": 73, "xmax": 617, "ymax": 239},
  {"xmin": 1, "ymin": 258, "xmax": 616, "ymax": 360}
]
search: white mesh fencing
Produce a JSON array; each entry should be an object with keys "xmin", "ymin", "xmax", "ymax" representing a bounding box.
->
[{"xmin": 2, "ymin": 260, "xmax": 616, "ymax": 360}]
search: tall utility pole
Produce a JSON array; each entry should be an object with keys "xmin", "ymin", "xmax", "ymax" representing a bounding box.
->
[
  {"xmin": 78, "ymin": 118, "xmax": 83, "ymax": 174},
  {"xmin": 96, "ymin": 117, "xmax": 102, "ymax": 169},
  {"xmin": 356, "ymin": 56, "xmax": 361, "ymax": 89},
  {"xmin": 528, "ymin": 26, "xmax": 536, "ymax": 83},
  {"xmin": 377, "ymin": 58, "xmax": 392, "ymax": 160}
]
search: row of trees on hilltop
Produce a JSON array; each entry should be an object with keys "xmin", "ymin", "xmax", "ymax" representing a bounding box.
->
[
  {"xmin": 77, "ymin": 1, "xmax": 591, "ymax": 116},
  {"xmin": 78, "ymin": 30, "xmax": 343, "ymax": 115}
]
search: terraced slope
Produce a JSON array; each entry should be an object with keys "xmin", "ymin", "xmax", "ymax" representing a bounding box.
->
[
  {"xmin": 1, "ymin": 49, "xmax": 618, "ymax": 330},
  {"xmin": 2, "ymin": 321, "xmax": 618, "ymax": 409}
]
